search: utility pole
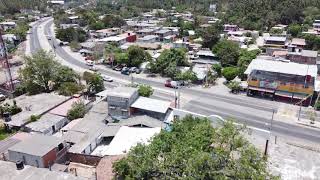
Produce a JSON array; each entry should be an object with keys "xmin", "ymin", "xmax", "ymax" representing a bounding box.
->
[{"xmin": 0, "ymin": 29, "xmax": 14, "ymax": 92}]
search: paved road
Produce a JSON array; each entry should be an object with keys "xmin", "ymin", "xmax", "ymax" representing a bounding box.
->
[{"xmin": 30, "ymin": 18, "xmax": 320, "ymax": 143}]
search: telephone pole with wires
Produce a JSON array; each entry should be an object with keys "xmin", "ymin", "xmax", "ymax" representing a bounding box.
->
[{"xmin": 0, "ymin": 28, "xmax": 14, "ymax": 92}]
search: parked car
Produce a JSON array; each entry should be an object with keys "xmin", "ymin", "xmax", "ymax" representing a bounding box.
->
[
  {"xmin": 102, "ymin": 75, "xmax": 113, "ymax": 82},
  {"xmin": 129, "ymin": 67, "xmax": 138, "ymax": 73},
  {"xmin": 0, "ymin": 94, "xmax": 6, "ymax": 101},
  {"xmin": 135, "ymin": 68, "xmax": 142, "ymax": 74},
  {"xmin": 121, "ymin": 67, "xmax": 130, "ymax": 75},
  {"xmin": 86, "ymin": 60, "xmax": 94, "ymax": 66}
]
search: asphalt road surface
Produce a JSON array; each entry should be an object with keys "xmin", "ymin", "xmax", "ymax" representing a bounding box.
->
[{"xmin": 29, "ymin": 18, "xmax": 320, "ymax": 143}]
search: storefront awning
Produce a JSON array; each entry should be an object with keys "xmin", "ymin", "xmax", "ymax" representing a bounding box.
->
[
  {"xmin": 248, "ymin": 86, "xmax": 275, "ymax": 93},
  {"xmin": 275, "ymin": 91, "xmax": 293, "ymax": 98}
]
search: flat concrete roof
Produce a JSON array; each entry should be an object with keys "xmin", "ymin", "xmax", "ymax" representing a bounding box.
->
[
  {"xmin": 5, "ymin": 93, "xmax": 69, "ymax": 127},
  {"xmin": 8, "ymin": 134, "xmax": 63, "ymax": 157},
  {"xmin": 104, "ymin": 126, "xmax": 161, "ymax": 155},
  {"xmin": 25, "ymin": 113, "xmax": 66, "ymax": 133},
  {"xmin": 0, "ymin": 161, "xmax": 85, "ymax": 180},
  {"xmin": 107, "ymin": 87, "xmax": 137, "ymax": 98},
  {"xmin": 131, "ymin": 97, "xmax": 171, "ymax": 114}
]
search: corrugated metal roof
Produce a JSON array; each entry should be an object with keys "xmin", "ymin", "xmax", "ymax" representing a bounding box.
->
[{"xmin": 245, "ymin": 59, "xmax": 318, "ymax": 77}]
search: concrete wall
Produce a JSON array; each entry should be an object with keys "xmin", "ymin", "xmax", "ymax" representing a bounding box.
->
[
  {"xmin": 8, "ymin": 151, "xmax": 44, "ymax": 168},
  {"xmin": 67, "ymin": 152, "xmax": 102, "ymax": 166}
]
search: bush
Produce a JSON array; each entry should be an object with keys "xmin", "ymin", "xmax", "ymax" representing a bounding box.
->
[
  {"xmin": 29, "ymin": 114, "xmax": 40, "ymax": 123},
  {"xmin": 67, "ymin": 101, "xmax": 86, "ymax": 120},
  {"xmin": 138, "ymin": 84, "xmax": 154, "ymax": 97},
  {"xmin": 0, "ymin": 102, "xmax": 22, "ymax": 117},
  {"xmin": 227, "ymin": 81, "xmax": 241, "ymax": 94},
  {"xmin": 58, "ymin": 82, "xmax": 84, "ymax": 96},
  {"xmin": 222, "ymin": 67, "xmax": 239, "ymax": 81},
  {"xmin": 315, "ymin": 101, "xmax": 320, "ymax": 111},
  {"xmin": 212, "ymin": 64, "xmax": 222, "ymax": 77}
]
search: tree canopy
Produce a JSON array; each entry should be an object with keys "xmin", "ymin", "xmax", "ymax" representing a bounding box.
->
[
  {"xmin": 19, "ymin": 50, "xmax": 80, "ymax": 95},
  {"xmin": 113, "ymin": 116, "xmax": 275, "ymax": 179},
  {"xmin": 213, "ymin": 40, "xmax": 240, "ymax": 67},
  {"xmin": 138, "ymin": 84, "xmax": 154, "ymax": 97},
  {"xmin": 56, "ymin": 28, "xmax": 87, "ymax": 43},
  {"xmin": 150, "ymin": 48, "xmax": 189, "ymax": 79},
  {"xmin": 83, "ymin": 71, "xmax": 105, "ymax": 95}
]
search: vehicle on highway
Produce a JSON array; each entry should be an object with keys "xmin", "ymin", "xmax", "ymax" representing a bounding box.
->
[
  {"xmin": 89, "ymin": 66, "xmax": 98, "ymax": 71},
  {"xmin": 102, "ymin": 75, "xmax": 113, "ymax": 82},
  {"xmin": 165, "ymin": 80, "xmax": 186, "ymax": 88},
  {"xmin": 86, "ymin": 60, "xmax": 94, "ymax": 66},
  {"xmin": 121, "ymin": 67, "xmax": 130, "ymax": 75},
  {"xmin": 85, "ymin": 56, "xmax": 94, "ymax": 61}
]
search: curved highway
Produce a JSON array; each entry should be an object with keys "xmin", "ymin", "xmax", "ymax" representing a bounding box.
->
[{"xmin": 29, "ymin": 18, "xmax": 320, "ymax": 143}]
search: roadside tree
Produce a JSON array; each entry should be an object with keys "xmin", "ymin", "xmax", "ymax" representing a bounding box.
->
[
  {"xmin": 138, "ymin": 84, "xmax": 154, "ymax": 97},
  {"xmin": 213, "ymin": 40, "xmax": 240, "ymax": 66},
  {"xmin": 83, "ymin": 71, "xmax": 105, "ymax": 95},
  {"xmin": 222, "ymin": 67, "xmax": 239, "ymax": 81},
  {"xmin": 113, "ymin": 116, "xmax": 276, "ymax": 179}
]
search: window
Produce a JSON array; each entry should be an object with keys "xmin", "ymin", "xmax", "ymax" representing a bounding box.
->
[{"xmin": 58, "ymin": 143, "xmax": 64, "ymax": 151}]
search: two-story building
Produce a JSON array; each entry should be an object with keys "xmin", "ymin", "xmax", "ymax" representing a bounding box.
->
[
  {"xmin": 264, "ymin": 36, "xmax": 288, "ymax": 48},
  {"xmin": 154, "ymin": 29, "xmax": 172, "ymax": 41},
  {"xmin": 245, "ymin": 58, "xmax": 317, "ymax": 104},
  {"xmin": 107, "ymin": 87, "xmax": 139, "ymax": 119}
]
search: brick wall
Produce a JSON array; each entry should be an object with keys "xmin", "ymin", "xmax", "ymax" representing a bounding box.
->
[{"xmin": 67, "ymin": 152, "xmax": 102, "ymax": 166}]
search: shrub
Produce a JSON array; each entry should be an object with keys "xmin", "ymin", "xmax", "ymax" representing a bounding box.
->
[
  {"xmin": 58, "ymin": 82, "xmax": 84, "ymax": 96},
  {"xmin": 222, "ymin": 67, "xmax": 239, "ymax": 81},
  {"xmin": 138, "ymin": 84, "xmax": 154, "ymax": 97},
  {"xmin": 67, "ymin": 101, "xmax": 86, "ymax": 120},
  {"xmin": 227, "ymin": 81, "xmax": 242, "ymax": 93}
]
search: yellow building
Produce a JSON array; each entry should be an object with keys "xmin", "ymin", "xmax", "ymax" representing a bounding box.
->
[{"xmin": 245, "ymin": 58, "xmax": 317, "ymax": 104}]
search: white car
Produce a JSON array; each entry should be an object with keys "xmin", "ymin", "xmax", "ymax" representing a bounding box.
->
[
  {"xmin": 102, "ymin": 75, "xmax": 113, "ymax": 82},
  {"xmin": 0, "ymin": 94, "xmax": 6, "ymax": 101},
  {"xmin": 86, "ymin": 60, "xmax": 94, "ymax": 66},
  {"xmin": 89, "ymin": 66, "xmax": 98, "ymax": 71}
]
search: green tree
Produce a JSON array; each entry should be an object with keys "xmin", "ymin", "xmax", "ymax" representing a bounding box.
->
[
  {"xmin": 212, "ymin": 64, "xmax": 222, "ymax": 77},
  {"xmin": 287, "ymin": 24, "xmax": 302, "ymax": 37},
  {"xmin": 237, "ymin": 49, "xmax": 260, "ymax": 79},
  {"xmin": 19, "ymin": 50, "xmax": 80, "ymax": 95},
  {"xmin": 56, "ymin": 28, "xmax": 86, "ymax": 43},
  {"xmin": 127, "ymin": 46, "xmax": 151, "ymax": 67},
  {"xmin": 222, "ymin": 67, "xmax": 239, "ymax": 81},
  {"xmin": 200, "ymin": 24, "xmax": 223, "ymax": 48},
  {"xmin": 213, "ymin": 40, "xmax": 240, "ymax": 67},
  {"xmin": 69, "ymin": 41, "xmax": 81, "ymax": 51},
  {"xmin": 175, "ymin": 70, "xmax": 197, "ymax": 82},
  {"xmin": 58, "ymin": 82, "xmax": 84, "ymax": 96},
  {"xmin": 67, "ymin": 101, "xmax": 86, "ymax": 120},
  {"xmin": 150, "ymin": 48, "xmax": 188, "ymax": 78},
  {"xmin": 113, "ymin": 116, "xmax": 275, "ymax": 179},
  {"xmin": 102, "ymin": 14, "xmax": 126, "ymax": 28},
  {"xmin": 19, "ymin": 50, "xmax": 60, "ymax": 94},
  {"xmin": 138, "ymin": 84, "xmax": 154, "ymax": 97},
  {"xmin": 83, "ymin": 71, "xmax": 105, "ymax": 94}
]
